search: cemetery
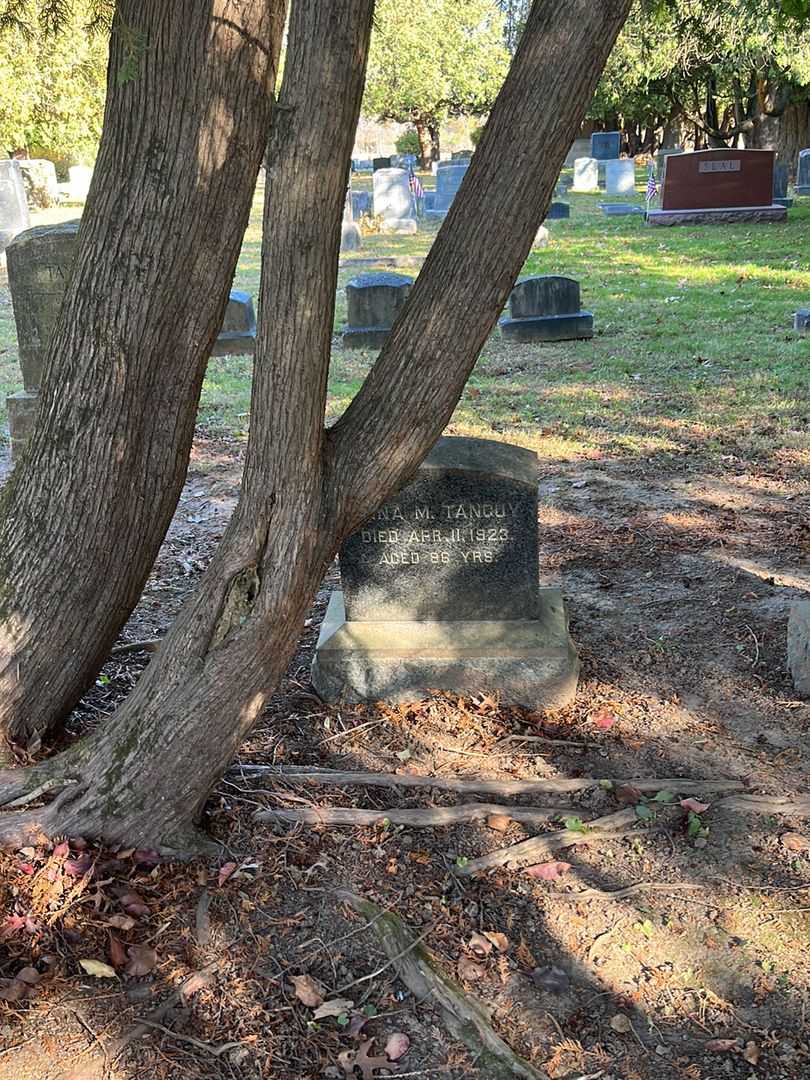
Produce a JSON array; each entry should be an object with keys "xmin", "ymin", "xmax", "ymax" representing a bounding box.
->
[{"xmin": 0, "ymin": 2, "xmax": 810, "ymax": 1079}]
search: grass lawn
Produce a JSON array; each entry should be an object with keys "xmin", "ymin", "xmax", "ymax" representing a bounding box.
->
[{"xmin": 2, "ymin": 169, "xmax": 808, "ymax": 475}]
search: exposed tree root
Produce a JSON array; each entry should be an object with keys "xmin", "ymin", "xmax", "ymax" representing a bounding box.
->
[
  {"xmin": 338, "ymin": 890, "xmax": 545, "ymax": 1080},
  {"xmin": 254, "ymin": 803, "xmax": 562, "ymax": 827}
]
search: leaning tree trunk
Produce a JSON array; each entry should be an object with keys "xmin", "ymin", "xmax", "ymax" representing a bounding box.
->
[
  {"xmin": 0, "ymin": 0, "xmax": 633, "ymax": 852},
  {"xmin": 0, "ymin": 0, "xmax": 285, "ymax": 761}
]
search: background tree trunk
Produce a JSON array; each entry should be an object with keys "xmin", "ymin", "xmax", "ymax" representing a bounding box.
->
[
  {"xmin": 0, "ymin": 0, "xmax": 633, "ymax": 852},
  {"xmin": 0, "ymin": 0, "xmax": 285, "ymax": 760},
  {"xmin": 414, "ymin": 119, "xmax": 433, "ymax": 168},
  {"xmin": 428, "ymin": 122, "xmax": 441, "ymax": 162},
  {"xmin": 777, "ymin": 99, "xmax": 810, "ymax": 178}
]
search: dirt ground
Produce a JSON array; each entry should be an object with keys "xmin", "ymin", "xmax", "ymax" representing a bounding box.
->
[{"xmin": 1, "ymin": 433, "xmax": 809, "ymax": 1080}]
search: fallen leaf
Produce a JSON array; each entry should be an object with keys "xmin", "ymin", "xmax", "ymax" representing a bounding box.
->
[
  {"xmin": 610, "ymin": 1013, "xmax": 633, "ymax": 1033},
  {"xmin": 217, "ymin": 861, "xmax": 238, "ymax": 887},
  {"xmin": 591, "ymin": 708, "xmax": 616, "ymax": 731},
  {"xmin": 313, "ymin": 997, "xmax": 355, "ymax": 1020},
  {"xmin": 705, "ymin": 1038, "xmax": 742, "ymax": 1052},
  {"xmin": 526, "ymin": 860, "xmax": 571, "ymax": 881},
  {"xmin": 468, "ymin": 932, "xmax": 493, "ymax": 958},
  {"xmin": 0, "ymin": 966, "xmax": 41, "ymax": 1002},
  {"xmin": 680, "ymin": 798, "xmax": 710, "ymax": 814},
  {"xmin": 385, "ymin": 1031, "xmax": 410, "ymax": 1061},
  {"xmin": 486, "ymin": 813, "xmax": 512, "ymax": 832},
  {"xmin": 343, "ymin": 1038, "xmax": 396, "ymax": 1080},
  {"xmin": 290, "ymin": 973, "xmax": 324, "ymax": 1007},
  {"xmin": 483, "ymin": 931, "xmax": 509, "ymax": 952},
  {"xmin": 125, "ymin": 944, "xmax": 157, "ymax": 978},
  {"xmin": 108, "ymin": 935, "xmax": 128, "ymax": 969},
  {"xmin": 782, "ymin": 832, "xmax": 810, "ymax": 853},
  {"xmin": 650, "ymin": 789, "xmax": 676, "ymax": 804},
  {"xmin": 615, "ymin": 784, "xmax": 643, "ymax": 805},
  {"xmin": 457, "ymin": 955, "xmax": 485, "ymax": 981},
  {"xmin": 743, "ymin": 1041, "xmax": 760, "ymax": 1064},
  {"xmin": 105, "ymin": 914, "xmax": 136, "ymax": 931},
  {"xmin": 79, "ymin": 958, "xmax": 117, "ymax": 979},
  {"xmin": 52, "ymin": 840, "xmax": 70, "ymax": 859},
  {"xmin": 112, "ymin": 885, "xmax": 150, "ymax": 917},
  {"xmin": 64, "ymin": 854, "xmax": 93, "ymax": 878},
  {"xmin": 635, "ymin": 803, "xmax": 653, "ymax": 821}
]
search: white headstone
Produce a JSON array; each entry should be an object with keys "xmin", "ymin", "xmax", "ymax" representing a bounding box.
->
[
  {"xmin": 373, "ymin": 167, "xmax": 413, "ymax": 221},
  {"xmin": 604, "ymin": 159, "xmax": 635, "ymax": 195},
  {"xmin": 572, "ymin": 157, "xmax": 598, "ymax": 192}
]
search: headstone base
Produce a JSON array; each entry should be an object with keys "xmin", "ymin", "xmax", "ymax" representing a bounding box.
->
[
  {"xmin": 774, "ymin": 197, "xmax": 794, "ymax": 208},
  {"xmin": 646, "ymin": 205, "xmax": 787, "ymax": 227},
  {"xmin": 342, "ymin": 327, "xmax": 392, "ymax": 349},
  {"xmin": 599, "ymin": 203, "xmax": 645, "ymax": 216},
  {"xmin": 500, "ymin": 311, "xmax": 593, "ymax": 343},
  {"xmin": 7, "ymin": 389, "xmax": 39, "ymax": 460},
  {"xmin": 379, "ymin": 217, "xmax": 417, "ymax": 235},
  {"xmin": 311, "ymin": 588, "xmax": 579, "ymax": 708},
  {"xmin": 796, "ymin": 185, "xmax": 810, "ymax": 196}
]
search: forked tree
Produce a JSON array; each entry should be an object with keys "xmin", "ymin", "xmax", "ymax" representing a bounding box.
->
[{"xmin": 0, "ymin": 0, "xmax": 632, "ymax": 851}]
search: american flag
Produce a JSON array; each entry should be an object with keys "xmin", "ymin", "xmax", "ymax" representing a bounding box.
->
[
  {"xmin": 645, "ymin": 163, "xmax": 658, "ymax": 204},
  {"xmin": 408, "ymin": 167, "xmax": 425, "ymax": 199}
]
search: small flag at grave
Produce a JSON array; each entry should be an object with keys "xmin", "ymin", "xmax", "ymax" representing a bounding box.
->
[
  {"xmin": 408, "ymin": 166, "xmax": 425, "ymax": 199},
  {"xmin": 645, "ymin": 163, "xmax": 658, "ymax": 204}
]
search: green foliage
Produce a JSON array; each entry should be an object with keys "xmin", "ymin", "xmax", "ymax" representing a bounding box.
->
[
  {"xmin": 0, "ymin": 0, "xmax": 107, "ymax": 162},
  {"xmin": 364, "ymin": 0, "xmax": 509, "ymax": 131},
  {"xmin": 0, "ymin": 0, "xmax": 112, "ymax": 35},
  {"xmin": 394, "ymin": 128, "xmax": 421, "ymax": 156}
]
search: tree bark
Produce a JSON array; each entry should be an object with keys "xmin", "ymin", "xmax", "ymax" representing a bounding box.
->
[
  {"xmin": 777, "ymin": 99, "xmax": 810, "ymax": 179},
  {"xmin": 414, "ymin": 118, "xmax": 433, "ymax": 169},
  {"xmin": 0, "ymin": 0, "xmax": 633, "ymax": 852},
  {"xmin": 0, "ymin": 0, "xmax": 285, "ymax": 760},
  {"xmin": 428, "ymin": 121, "xmax": 441, "ymax": 162}
]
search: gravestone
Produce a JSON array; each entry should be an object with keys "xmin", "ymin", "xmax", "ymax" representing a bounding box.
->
[
  {"xmin": 533, "ymin": 225, "xmax": 549, "ymax": 248},
  {"xmin": 546, "ymin": 201, "xmax": 570, "ymax": 219},
  {"xmin": 772, "ymin": 162, "xmax": 791, "ymax": 207},
  {"xmin": 794, "ymin": 309, "xmax": 810, "ymax": 333},
  {"xmin": 68, "ymin": 165, "xmax": 93, "ymax": 202},
  {"xmin": 500, "ymin": 275, "xmax": 593, "ymax": 342},
  {"xmin": 341, "ymin": 187, "xmax": 362, "ymax": 251},
  {"xmin": 210, "ymin": 291, "xmax": 256, "ymax": 356},
  {"xmin": 372, "ymin": 156, "xmax": 392, "ymax": 171},
  {"xmin": 17, "ymin": 159, "xmax": 59, "ymax": 208},
  {"xmin": 648, "ymin": 148, "xmax": 785, "ymax": 225},
  {"xmin": 5, "ymin": 220, "xmax": 80, "ymax": 457},
  {"xmin": 796, "ymin": 149, "xmax": 810, "ymax": 196},
  {"xmin": 605, "ymin": 159, "xmax": 635, "ymax": 195},
  {"xmin": 788, "ymin": 602, "xmax": 810, "ymax": 694},
  {"xmin": 311, "ymin": 435, "xmax": 579, "ymax": 706},
  {"xmin": 0, "ymin": 160, "xmax": 30, "ymax": 257},
  {"xmin": 599, "ymin": 203, "xmax": 645, "ymax": 216},
  {"xmin": 572, "ymin": 157, "xmax": 598, "ymax": 191},
  {"xmin": 343, "ymin": 272, "xmax": 413, "ymax": 349},
  {"xmin": 351, "ymin": 191, "xmax": 372, "ymax": 218},
  {"xmin": 372, "ymin": 167, "xmax": 416, "ymax": 233},
  {"xmin": 426, "ymin": 160, "xmax": 469, "ymax": 216},
  {"xmin": 591, "ymin": 131, "xmax": 621, "ymax": 160}
]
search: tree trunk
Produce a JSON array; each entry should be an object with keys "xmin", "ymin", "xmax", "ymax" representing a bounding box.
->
[
  {"xmin": 414, "ymin": 118, "xmax": 433, "ymax": 169},
  {"xmin": 0, "ymin": 0, "xmax": 633, "ymax": 852},
  {"xmin": 777, "ymin": 99, "xmax": 810, "ymax": 180},
  {"xmin": 428, "ymin": 121, "xmax": 441, "ymax": 162},
  {"xmin": 0, "ymin": 0, "xmax": 285, "ymax": 760}
]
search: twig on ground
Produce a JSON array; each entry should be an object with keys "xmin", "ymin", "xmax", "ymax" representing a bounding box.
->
[
  {"xmin": 131, "ymin": 1018, "xmax": 243, "ymax": 1058},
  {"xmin": 338, "ymin": 890, "xmax": 544, "ymax": 1079},
  {"xmin": 335, "ymin": 922, "xmax": 436, "ymax": 994},
  {"xmin": 109, "ymin": 639, "xmax": 161, "ymax": 656},
  {"xmin": 255, "ymin": 803, "xmax": 562, "ymax": 828},
  {"xmin": 568, "ymin": 882, "xmax": 706, "ymax": 901},
  {"xmin": 319, "ymin": 719, "xmax": 385, "ymax": 746}
]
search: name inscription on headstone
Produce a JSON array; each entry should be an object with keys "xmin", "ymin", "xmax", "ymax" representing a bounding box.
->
[{"xmin": 698, "ymin": 159, "xmax": 741, "ymax": 173}]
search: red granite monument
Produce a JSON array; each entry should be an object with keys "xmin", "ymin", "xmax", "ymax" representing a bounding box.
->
[{"xmin": 648, "ymin": 148, "xmax": 786, "ymax": 226}]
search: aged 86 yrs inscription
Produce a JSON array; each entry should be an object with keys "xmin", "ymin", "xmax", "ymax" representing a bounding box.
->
[{"xmin": 340, "ymin": 438, "xmax": 539, "ymax": 622}]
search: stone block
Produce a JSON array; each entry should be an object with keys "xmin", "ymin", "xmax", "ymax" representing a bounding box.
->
[
  {"xmin": 343, "ymin": 272, "xmax": 413, "ymax": 350},
  {"xmin": 788, "ymin": 601, "xmax": 810, "ymax": 695},
  {"xmin": 351, "ymin": 191, "xmax": 372, "ymax": 218},
  {"xmin": 6, "ymin": 389, "xmax": 39, "ymax": 459},
  {"xmin": 373, "ymin": 167, "xmax": 413, "ymax": 221},
  {"xmin": 546, "ymin": 201, "xmax": 570, "ymax": 219},
  {"xmin": 500, "ymin": 275, "xmax": 593, "ymax": 342},
  {"xmin": 425, "ymin": 161, "xmax": 469, "ymax": 216},
  {"xmin": 796, "ymin": 148, "xmax": 810, "ymax": 194},
  {"xmin": 17, "ymin": 159, "xmax": 59, "ymax": 208},
  {"xmin": 605, "ymin": 159, "xmax": 635, "ymax": 195},
  {"xmin": 340, "ymin": 222, "xmax": 362, "ymax": 252},
  {"xmin": 591, "ymin": 131, "xmax": 621, "ymax": 160},
  {"xmin": 0, "ymin": 160, "xmax": 30, "ymax": 255},
  {"xmin": 500, "ymin": 312, "xmax": 594, "ymax": 342},
  {"xmin": 533, "ymin": 225, "xmax": 549, "ymax": 248},
  {"xmin": 794, "ymin": 309, "xmax": 810, "ymax": 333},
  {"xmin": 379, "ymin": 217, "xmax": 417, "ymax": 235},
  {"xmin": 572, "ymin": 157, "xmax": 598, "ymax": 192},
  {"xmin": 211, "ymin": 291, "xmax": 256, "ymax": 357},
  {"xmin": 599, "ymin": 203, "xmax": 645, "ymax": 216},
  {"xmin": 646, "ymin": 205, "xmax": 787, "ymax": 227}
]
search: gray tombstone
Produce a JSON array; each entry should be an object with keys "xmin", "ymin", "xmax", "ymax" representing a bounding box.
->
[
  {"xmin": 0, "ymin": 160, "xmax": 31, "ymax": 257},
  {"xmin": 546, "ymin": 201, "xmax": 570, "ymax": 220},
  {"xmin": 599, "ymin": 203, "xmax": 645, "ymax": 216},
  {"xmin": 788, "ymin": 601, "xmax": 810, "ymax": 694},
  {"xmin": 500, "ymin": 275, "xmax": 593, "ymax": 342},
  {"xmin": 17, "ymin": 159, "xmax": 59, "ymax": 208},
  {"xmin": 796, "ymin": 149, "xmax": 810, "ymax": 195},
  {"xmin": 5, "ymin": 220, "xmax": 80, "ymax": 457},
  {"xmin": 311, "ymin": 435, "xmax": 579, "ymax": 706},
  {"xmin": 211, "ymin": 291, "xmax": 256, "ymax": 356},
  {"xmin": 773, "ymin": 161, "xmax": 792, "ymax": 207},
  {"xmin": 372, "ymin": 156, "xmax": 392, "ymax": 171},
  {"xmin": 426, "ymin": 160, "xmax": 469, "ymax": 216},
  {"xmin": 533, "ymin": 225, "xmax": 550, "ymax": 248},
  {"xmin": 605, "ymin": 159, "xmax": 635, "ymax": 195},
  {"xmin": 341, "ymin": 222, "xmax": 362, "ymax": 251},
  {"xmin": 591, "ymin": 131, "xmax": 621, "ymax": 160},
  {"xmin": 572, "ymin": 157, "xmax": 598, "ymax": 191},
  {"xmin": 343, "ymin": 272, "xmax": 413, "ymax": 349},
  {"xmin": 794, "ymin": 308, "xmax": 810, "ymax": 333},
  {"xmin": 372, "ymin": 167, "xmax": 415, "ymax": 232},
  {"xmin": 351, "ymin": 191, "xmax": 372, "ymax": 218}
]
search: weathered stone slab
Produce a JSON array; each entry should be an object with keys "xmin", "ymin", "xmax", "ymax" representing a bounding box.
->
[
  {"xmin": 17, "ymin": 159, "xmax": 59, "ymax": 208},
  {"xmin": 351, "ymin": 191, "xmax": 372, "ymax": 217},
  {"xmin": 211, "ymin": 291, "xmax": 256, "ymax": 356},
  {"xmin": 796, "ymin": 149, "xmax": 810, "ymax": 195},
  {"xmin": 343, "ymin": 272, "xmax": 413, "ymax": 349},
  {"xmin": 599, "ymin": 203, "xmax": 645, "ymax": 216},
  {"xmin": 646, "ymin": 205, "xmax": 786, "ymax": 227},
  {"xmin": 605, "ymin": 159, "xmax": 635, "ymax": 195},
  {"xmin": 379, "ymin": 217, "xmax": 417, "ymax": 235},
  {"xmin": 0, "ymin": 160, "xmax": 30, "ymax": 256},
  {"xmin": 425, "ymin": 161, "xmax": 469, "ymax": 216},
  {"xmin": 500, "ymin": 275, "xmax": 593, "ymax": 342},
  {"xmin": 533, "ymin": 225, "xmax": 549, "ymax": 248},
  {"xmin": 794, "ymin": 309, "xmax": 810, "ymax": 333},
  {"xmin": 572, "ymin": 157, "xmax": 598, "ymax": 192},
  {"xmin": 311, "ymin": 435, "xmax": 579, "ymax": 707},
  {"xmin": 546, "ymin": 201, "xmax": 570, "ymax": 220},
  {"xmin": 591, "ymin": 131, "xmax": 621, "ymax": 160},
  {"xmin": 6, "ymin": 390, "xmax": 39, "ymax": 459},
  {"xmin": 340, "ymin": 222, "xmax": 362, "ymax": 251},
  {"xmin": 372, "ymin": 156, "xmax": 392, "ymax": 171},
  {"xmin": 373, "ymin": 167, "xmax": 414, "ymax": 225},
  {"xmin": 788, "ymin": 601, "xmax": 810, "ymax": 694}
]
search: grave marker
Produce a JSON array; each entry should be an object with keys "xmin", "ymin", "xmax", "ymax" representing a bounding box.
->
[
  {"xmin": 343, "ymin": 272, "xmax": 413, "ymax": 349},
  {"xmin": 590, "ymin": 131, "xmax": 621, "ymax": 160},
  {"xmin": 372, "ymin": 167, "xmax": 416, "ymax": 233},
  {"xmin": 649, "ymin": 148, "xmax": 786, "ymax": 225},
  {"xmin": 426, "ymin": 161, "xmax": 469, "ymax": 217},
  {"xmin": 572, "ymin": 157, "xmax": 598, "ymax": 192},
  {"xmin": 796, "ymin": 149, "xmax": 810, "ymax": 195},
  {"xmin": 312, "ymin": 435, "xmax": 579, "ymax": 706},
  {"xmin": 500, "ymin": 275, "xmax": 593, "ymax": 342},
  {"xmin": 0, "ymin": 160, "xmax": 30, "ymax": 257},
  {"xmin": 605, "ymin": 159, "xmax": 635, "ymax": 195}
]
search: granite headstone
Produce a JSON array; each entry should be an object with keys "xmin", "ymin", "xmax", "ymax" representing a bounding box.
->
[
  {"xmin": 372, "ymin": 156, "xmax": 392, "ymax": 171},
  {"xmin": 210, "ymin": 291, "xmax": 257, "ymax": 356},
  {"xmin": 572, "ymin": 157, "xmax": 598, "ymax": 191},
  {"xmin": 649, "ymin": 148, "xmax": 785, "ymax": 225},
  {"xmin": 796, "ymin": 149, "xmax": 810, "ymax": 196},
  {"xmin": 17, "ymin": 159, "xmax": 59, "ymax": 208},
  {"xmin": 500, "ymin": 275, "xmax": 593, "ymax": 342},
  {"xmin": 772, "ymin": 161, "xmax": 792, "ymax": 208},
  {"xmin": 0, "ymin": 160, "xmax": 30, "ymax": 257},
  {"xmin": 591, "ymin": 131, "xmax": 621, "ymax": 160},
  {"xmin": 794, "ymin": 308, "xmax": 810, "ymax": 333},
  {"xmin": 546, "ymin": 201, "xmax": 570, "ymax": 220},
  {"xmin": 426, "ymin": 160, "xmax": 469, "ymax": 216},
  {"xmin": 605, "ymin": 159, "xmax": 635, "ymax": 195},
  {"xmin": 343, "ymin": 272, "xmax": 413, "ymax": 349},
  {"xmin": 372, "ymin": 167, "xmax": 416, "ymax": 232},
  {"xmin": 311, "ymin": 435, "xmax": 579, "ymax": 706}
]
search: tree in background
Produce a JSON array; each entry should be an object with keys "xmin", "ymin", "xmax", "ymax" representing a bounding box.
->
[
  {"xmin": 363, "ymin": 0, "xmax": 510, "ymax": 166},
  {"xmin": 0, "ymin": 2, "xmax": 107, "ymax": 167}
]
